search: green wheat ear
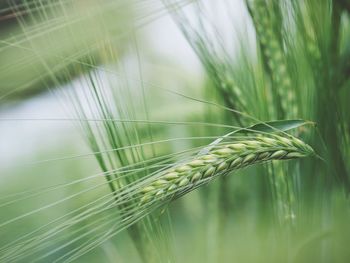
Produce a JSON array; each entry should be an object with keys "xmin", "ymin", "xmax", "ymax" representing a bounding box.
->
[
  {"xmin": 140, "ymin": 134, "xmax": 313, "ymax": 205},
  {"xmin": 247, "ymin": 0, "xmax": 298, "ymax": 118}
]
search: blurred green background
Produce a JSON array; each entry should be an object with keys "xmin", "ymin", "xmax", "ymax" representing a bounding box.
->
[{"xmin": 1, "ymin": 0, "xmax": 350, "ymax": 262}]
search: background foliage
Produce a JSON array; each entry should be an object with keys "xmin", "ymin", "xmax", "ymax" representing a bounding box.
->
[{"xmin": 1, "ymin": 0, "xmax": 350, "ymax": 262}]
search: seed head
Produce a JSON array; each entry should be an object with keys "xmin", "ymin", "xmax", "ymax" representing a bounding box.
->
[{"xmin": 139, "ymin": 134, "xmax": 313, "ymax": 205}]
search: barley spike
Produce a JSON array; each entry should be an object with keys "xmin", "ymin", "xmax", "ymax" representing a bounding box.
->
[{"xmin": 139, "ymin": 134, "xmax": 313, "ymax": 205}]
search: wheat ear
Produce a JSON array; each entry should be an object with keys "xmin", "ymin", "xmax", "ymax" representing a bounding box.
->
[
  {"xmin": 247, "ymin": 0, "xmax": 298, "ymax": 117},
  {"xmin": 140, "ymin": 134, "xmax": 313, "ymax": 205}
]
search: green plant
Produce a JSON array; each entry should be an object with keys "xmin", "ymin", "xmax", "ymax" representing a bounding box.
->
[{"xmin": 1, "ymin": 0, "xmax": 350, "ymax": 262}]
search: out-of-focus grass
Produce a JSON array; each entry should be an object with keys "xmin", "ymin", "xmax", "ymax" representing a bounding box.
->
[
  {"xmin": 1, "ymin": 0, "xmax": 350, "ymax": 262},
  {"xmin": 0, "ymin": 0, "xmax": 131, "ymax": 102}
]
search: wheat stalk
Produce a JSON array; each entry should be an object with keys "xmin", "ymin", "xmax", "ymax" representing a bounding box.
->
[{"xmin": 140, "ymin": 134, "xmax": 313, "ymax": 205}]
